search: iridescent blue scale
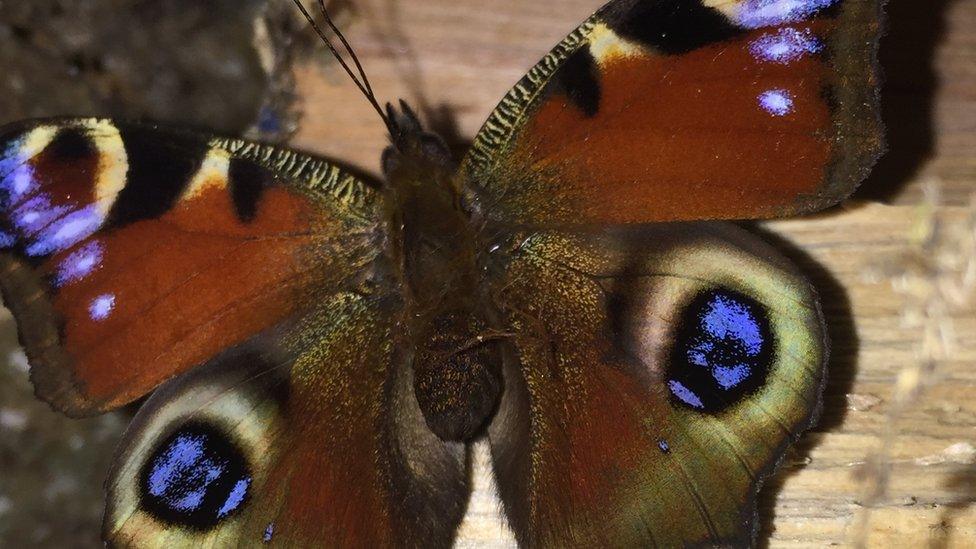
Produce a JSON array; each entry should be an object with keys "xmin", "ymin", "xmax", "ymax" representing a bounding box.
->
[
  {"xmin": 666, "ymin": 289, "xmax": 774, "ymax": 413},
  {"xmin": 139, "ymin": 423, "xmax": 252, "ymax": 529}
]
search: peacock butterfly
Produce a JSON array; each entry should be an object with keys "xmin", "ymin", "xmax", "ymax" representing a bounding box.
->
[{"xmin": 0, "ymin": 0, "xmax": 884, "ymax": 546}]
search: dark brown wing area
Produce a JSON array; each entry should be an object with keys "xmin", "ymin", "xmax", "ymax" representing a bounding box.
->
[
  {"xmin": 488, "ymin": 224, "xmax": 828, "ymax": 546},
  {"xmin": 462, "ymin": 0, "xmax": 885, "ymax": 225},
  {"xmin": 0, "ymin": 118, "xmax": 379, "ymax": 415}
]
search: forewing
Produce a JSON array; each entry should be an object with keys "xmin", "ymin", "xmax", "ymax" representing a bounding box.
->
[
  {"xmin": 104, "ymin": 292, "xmax": 468, "ymax": 547},
  {"xmin": 488, "ymin": 224, "xmax": 827, "ymax": 546},
  {"xmin": 0, "ymin": 118, "xmax": 379, "ymax": 415},
  {"xmin": 463, "ymin": 0, "xmax": 884, "ymax": 225}
]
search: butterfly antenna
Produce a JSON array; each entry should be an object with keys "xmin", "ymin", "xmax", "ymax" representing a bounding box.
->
[
  {"xmin": 316, "ymin": 1, "xmax": 376, "ymax": 97},
  {"xmin": 291, "ymin": 0, "xmax": 395, "ymax": 136}
]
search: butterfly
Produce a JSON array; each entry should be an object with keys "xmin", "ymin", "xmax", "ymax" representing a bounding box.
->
[{"xmin": 0, "ymin": 0, "xmax": 884, "ymax": 546}]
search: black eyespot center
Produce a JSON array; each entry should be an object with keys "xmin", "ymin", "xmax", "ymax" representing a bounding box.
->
[
  {"xmin": 665, "ymin": 288, "xmax": 774, "ymax": 413},
  {"xmin": 47, "ymin": 127, "xmax": 97, "ymax": 160},
  {"xmin": 138, "ymin": 421, "xmax": 252, "ymax": 530}
]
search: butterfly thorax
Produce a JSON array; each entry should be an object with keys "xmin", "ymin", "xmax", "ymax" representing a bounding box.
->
[{"xmin": 381, "ymin": 104, "xmax": 503, "ymax": 441}]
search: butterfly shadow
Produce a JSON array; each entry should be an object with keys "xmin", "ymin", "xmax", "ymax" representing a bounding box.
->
[
  {"xmin": 855, "ymin": 0, "xmax": 959, "ymax": 202},
  {"xmin": 742, "ymin": 222, "xmax": 859, "ymax": 546},
  {"xmin": 929, "ymin": 463, "xmax": 976, "ymax": 548}
]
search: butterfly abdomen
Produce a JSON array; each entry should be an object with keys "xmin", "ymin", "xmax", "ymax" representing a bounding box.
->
[
  {"xmin": 386, "ymin": 169, "xmax": 505, "ymax": 441},
  {"xmin": 412, "ymin": 309, "xmax": 504, "ymax": 441},
  {"xmin": 395, "ymin": 212, "xmax": 504, "ymax": 441}
]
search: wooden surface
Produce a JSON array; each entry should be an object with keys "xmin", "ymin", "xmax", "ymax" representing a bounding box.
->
[
  {"xmin": 287, "ymin": 1, "xmax": 976, "ymax": 546},
  {"xmin": 0, "ymin": 0, "xmax": 973, "ymax": 547}
]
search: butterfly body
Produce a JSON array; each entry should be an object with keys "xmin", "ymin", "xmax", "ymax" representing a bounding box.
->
[
  {"xmin": 381, "ymin": 105, "xmax": 505, "ymax": 441},
  {"xmin": 0, "ymin": 0, "xmax": 884, "ymax": 546}
]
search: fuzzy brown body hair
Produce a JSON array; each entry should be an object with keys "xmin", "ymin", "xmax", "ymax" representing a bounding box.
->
[{"xmin": 381, "ymin": 108, "xmax": 504, "ymax": 441}]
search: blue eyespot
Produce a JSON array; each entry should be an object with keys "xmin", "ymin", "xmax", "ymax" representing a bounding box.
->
[
  {"xmin": 88, "ymin": 293, "xmax": 116, "ymax": 321},
  {"xmin": 758, "ymin": 89, "xmax": 795, "ymax": 117},
  {"xmin": 139, "ymin": 422, "xmax": 252, "ymax": 529},
  {"xmin": 55, "ymin": 240, "xmax": 104, "ymax": 287},
  {"xmin": 1, "ymin": 161, "xmax": 37, "ymax": 208},
  {"xmin": 665, "ymin": 290, "xmax": 773, "ymax": 413},
  {"xmin": 749, "ymin": 27, "xmax": 823, "ymax": 65},
  {"xmin": 734, "ymin": 0, "xmax": 840, "ymax": 29}
]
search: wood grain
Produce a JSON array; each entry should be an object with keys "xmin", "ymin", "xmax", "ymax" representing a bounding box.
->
[{"xmin": 286, "ymin": 1, "xmax": 975, "ymax": 546}]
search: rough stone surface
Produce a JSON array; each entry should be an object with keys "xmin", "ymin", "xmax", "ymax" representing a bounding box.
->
[{"xmin": 0, "ymin": 0, "xmax": 268, "ymax": 133}]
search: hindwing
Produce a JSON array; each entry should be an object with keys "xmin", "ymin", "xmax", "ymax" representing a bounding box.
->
[{"xmin": 488, "ymin": 224, "xmax": 827, "ymax": 546}]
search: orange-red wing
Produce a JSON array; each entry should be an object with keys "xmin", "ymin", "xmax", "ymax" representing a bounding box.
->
[
  {"xmin": 462, "ymin": 0, "xmax": 884, "ymax": 225},
  {"xmin": 0, "ymin": 118, "xmax": 380, "ymax": 415},
  {"xmin": 103, "ymin": 292, "xmax": 468, "ymax": 547}
]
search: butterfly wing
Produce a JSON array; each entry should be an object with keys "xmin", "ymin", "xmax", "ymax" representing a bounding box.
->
[
  {"xmin": 0, "ymin": 118, "xmax": 377, "ymax": 415},
  {"xmin": 1, "ymin": 119, "xmax": 470, "ymax": 545},
  {"xmin": 488, "ymin": 224, "xmax": 826, "ymax": 546},
  {"xmin": 462, "ymin": 0, "xmax": 884, "ymax": 225},
  {"xmin": 104, "ymin": 291, "xmax": 468, "ymax": 547}
]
